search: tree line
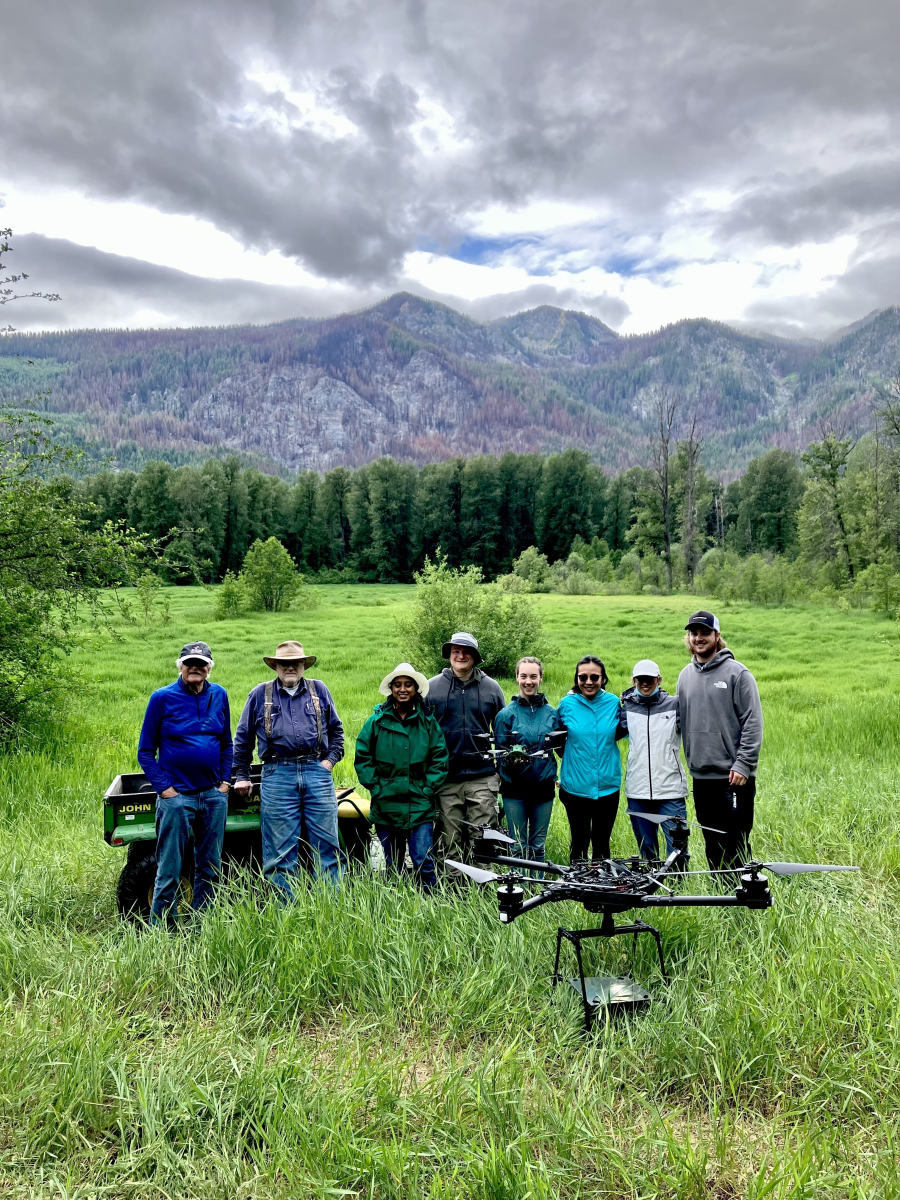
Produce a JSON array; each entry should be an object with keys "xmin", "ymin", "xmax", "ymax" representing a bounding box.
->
[{"xmin": 66, "ymin": 376, "xmax": 900, "ymax": 612}]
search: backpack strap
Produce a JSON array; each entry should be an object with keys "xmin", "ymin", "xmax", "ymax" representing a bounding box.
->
[
  {"xmin": 308, "ymin": 678, "xmax": 325, "ymax": 756},
  {"xmin": 264, "ymin": 680, "xmax": 274, "ymax": 738}
]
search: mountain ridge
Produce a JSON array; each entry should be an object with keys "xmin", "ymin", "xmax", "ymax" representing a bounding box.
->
[{"xmin": 1, "ymin": 294, "xmax": 898, "ymax": 476}]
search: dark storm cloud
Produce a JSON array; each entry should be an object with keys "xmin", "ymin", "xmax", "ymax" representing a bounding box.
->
[
  {"xmin": 7, "ymin": 235, "xmax": 629, "ymax": 333},
  {"xmin": 1, "ymin": 0, "xmax": 898, "ymax": 324}
]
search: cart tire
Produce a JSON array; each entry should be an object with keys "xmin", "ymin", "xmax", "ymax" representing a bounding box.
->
[{"xmin": 116, "ymin": 841, "xmax": 195, "ymax": 921}]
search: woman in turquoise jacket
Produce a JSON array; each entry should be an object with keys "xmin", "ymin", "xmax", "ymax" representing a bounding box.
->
[
  {"xmin": 557, "ymin": 655, "xmax": 626, "ymax": 862},
  {"xmin": 494, "ymin": 656, "xmax": 563, "ymax": 868}
]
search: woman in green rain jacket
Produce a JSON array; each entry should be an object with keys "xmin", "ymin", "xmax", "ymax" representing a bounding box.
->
[{"xmin": 354, "ymin": 663, "xmax": 449, "ymax": 890}]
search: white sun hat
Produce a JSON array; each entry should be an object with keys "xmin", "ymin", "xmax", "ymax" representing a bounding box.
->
[{"xmin": 379, "ymin": 662, "xmax": 430, "ymax": 698}]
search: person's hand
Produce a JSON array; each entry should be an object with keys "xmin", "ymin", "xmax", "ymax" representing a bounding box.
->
[
  {"xmin": 160, "ymin": 786, "xmax": 178, "ymax": 798},
  {"xmin": 217, "ymin": 781, "xmax": 231, "ymax": 794},
  {"xmin": 321, "ymin": 759, "xmax": 334, "ymax": 772},
  {"xmin": 729, "ymin": 769, "xmax": 747, "ymax": 786},
  {"xmin": 233, "ymin": 779, "xmax": 254, "ymax": 796}
]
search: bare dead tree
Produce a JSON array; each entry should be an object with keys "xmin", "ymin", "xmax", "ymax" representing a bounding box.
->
[
  {"xmin": 652, "ymin": 388, "xmax": 678, "ymax": 591},
  {"xmin": 681, "ymin": 409, "xmax": 703, "ymax": 586}
]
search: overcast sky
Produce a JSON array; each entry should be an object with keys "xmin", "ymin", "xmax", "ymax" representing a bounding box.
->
[{"xmin": 2, "ymin": 0, "xmax": 897, "ymax": 337}]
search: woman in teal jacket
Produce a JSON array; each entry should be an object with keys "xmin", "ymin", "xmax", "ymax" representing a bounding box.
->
[
  {"xmin": 557, "ymin": 655, "xmax": 626, "ymax": 862},
  {"xmin": 494, "ymin": 656, "xmax": 563, "ymax": 867}
]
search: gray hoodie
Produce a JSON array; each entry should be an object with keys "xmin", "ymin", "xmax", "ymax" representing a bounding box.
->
[{"xmin": 677, "ymin": 649, "xmax": 763, "ymax": 780}]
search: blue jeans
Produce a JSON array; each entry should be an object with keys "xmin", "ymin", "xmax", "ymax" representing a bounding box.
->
[
  {"xmin": 627, "ymin": 796, "xmax": 689, "ymax": 863},
  {"xmin": 151, "ymin": 787, "xmax": 227, "ymax": 923},
  {"xmin": 502, "ymin": 795, "xmax": 554, "ymax": 876},
  {"xmin": 376, "ymin": 822, "xmax": 436, "ymax": 890},
  {"xmin": 260, "ymin": 759, "xmax": 341, "ymax": 893}
]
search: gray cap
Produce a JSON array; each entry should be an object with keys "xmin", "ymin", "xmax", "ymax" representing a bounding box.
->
[{"xmin": 441, "ymin": 631, "xmax": 484, "ymax": 664}]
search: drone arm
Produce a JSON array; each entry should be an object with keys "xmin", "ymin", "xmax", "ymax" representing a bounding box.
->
[
  {"xmin": 516, "ymin": 890, "xmax": 557, "ymax": 915},
  {"xmin": 490, "ymin": 854, "xmax": 567, "ymax": 876},
  {"xmin": 639, "ymin": 894, "xmax": 746, "ymax": 908}
]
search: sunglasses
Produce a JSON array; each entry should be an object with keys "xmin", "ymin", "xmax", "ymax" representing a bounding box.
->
[
  {"xmin": 577, "ymin": 673, "xmax": 603, "ymax": 683},
  {"xmin": 183, "ymin": 660, "xmax": 210, "ymax": 669}
]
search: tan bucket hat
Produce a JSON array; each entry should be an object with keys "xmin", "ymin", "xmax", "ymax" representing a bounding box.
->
[{"xmin": 262, "ymin": 640, "xmax": 317, "ymax": 670}]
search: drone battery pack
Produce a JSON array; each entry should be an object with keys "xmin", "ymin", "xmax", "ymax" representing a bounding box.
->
[{"xmin": 569, "ymin": 975, "xmax": 652, "ymax": 1012}]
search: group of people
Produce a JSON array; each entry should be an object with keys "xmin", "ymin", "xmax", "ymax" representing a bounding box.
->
[{"xmin": 137, "ymin": 609, "xmax": 763, "ymax": 923}]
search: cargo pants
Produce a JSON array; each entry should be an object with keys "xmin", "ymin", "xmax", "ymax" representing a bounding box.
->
[{"xmin": 435, "ymin": 773, "xmax": 501, "ymax": 863}]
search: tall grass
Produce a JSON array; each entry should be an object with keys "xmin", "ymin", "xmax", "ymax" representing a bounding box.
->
[{"xmin": 0, "ymin": 587, "xmax": 898, "ymax": 1197}]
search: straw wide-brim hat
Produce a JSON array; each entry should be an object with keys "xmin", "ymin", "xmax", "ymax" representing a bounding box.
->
[
  {"xmin": 263, "ymin": 640, "xmax": 317, "ymax": 669},
  {"xmin": 379, "ymin": 662, "xmax": 430, "ymax": 698}
]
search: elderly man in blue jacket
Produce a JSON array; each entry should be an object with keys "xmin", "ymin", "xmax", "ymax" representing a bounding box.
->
[
  {"xmin": 233, "ymin": 640, "xmax": 344, "ymax": 892},
  {"xmin": 137, "ymin": 640, "xmax": 233, "ymax": 925}
]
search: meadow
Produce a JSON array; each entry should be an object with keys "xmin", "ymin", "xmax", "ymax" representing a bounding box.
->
[{"xmin": 1, "ymin": 586, "xmax": 899, "ymax": 1198}]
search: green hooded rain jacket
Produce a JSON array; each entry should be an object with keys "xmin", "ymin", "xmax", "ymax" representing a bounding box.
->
[{"xmin": 354, "ymin": 700, "xmax": 450, "ymax": 831}]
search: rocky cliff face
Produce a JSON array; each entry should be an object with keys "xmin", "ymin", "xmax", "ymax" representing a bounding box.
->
[{"xmin": 2, "ymin": 295, "xmax": 898, "ymax": 474}]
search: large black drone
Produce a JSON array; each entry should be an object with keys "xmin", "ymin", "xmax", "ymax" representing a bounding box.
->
[{"xmin": 448, "ymin": 810, "xmax": 858, "ymax": 1029}]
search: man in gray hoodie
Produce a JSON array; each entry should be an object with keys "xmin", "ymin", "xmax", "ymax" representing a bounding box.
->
[
  {"xmin": 428, "ymin": 632, "xmax": 505, "ymax": 860},
  {"xmin": 677, "ymin": 610, "xmax": 763, "ymax": 871}
]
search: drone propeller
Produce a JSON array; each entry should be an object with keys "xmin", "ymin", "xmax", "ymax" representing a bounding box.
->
[
  {"xmin": 665, "ymin": 861, "xmax": 860, "ymax": 879},
  {"xmin": 462, "ymin": 821, "xmax": 516, "ymax": 845},
  {"xmin": 445, "ymin": 859, "xmax": 503, "ymax": 884},
  {"xmin": 479, "ymin": 828, "xmax": 516, "ymax": 845},
  {"xmin": 625, "ymin": 809, "xmax": 728, "ymax": 836},
  {"xmin": 759, "ymin": 862, "xmax": 860, "ymax": 876}
]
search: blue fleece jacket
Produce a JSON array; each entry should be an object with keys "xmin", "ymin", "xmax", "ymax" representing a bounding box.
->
[
  {"xmin": 137, "ymin": 677, "xmax": 233, "ymax": 794},
  {"xmin": 557, "ymin": 689, "xmax": 624, "ymax": 798}
]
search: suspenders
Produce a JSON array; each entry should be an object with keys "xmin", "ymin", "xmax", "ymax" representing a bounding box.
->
[{"xmin": 263, "ymin": 678, "xmax": 324, "ymax": 755}]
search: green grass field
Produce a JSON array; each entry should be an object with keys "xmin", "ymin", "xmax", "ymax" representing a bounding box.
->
[{"xmin": 1, "ymin": 587, "xmax": 899, "ymax": 1198}]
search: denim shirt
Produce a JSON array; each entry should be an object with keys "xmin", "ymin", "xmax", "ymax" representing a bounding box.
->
[{"xmin": 233, "ymin": 677, "xmax": 345, "ymax": 779}]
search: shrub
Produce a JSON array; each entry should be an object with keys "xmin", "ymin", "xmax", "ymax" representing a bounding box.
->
[
  {"xmin": 241, "ymin": 538, "xmax": 303, "ymax": 612},
  {"xmin": 135, "ymin": 572, "xmax": 164, "ymax": 625},
  {"xmin": 395, "ymin": 556, "xmax": 556, "ymax": 678},
  {"xmin": 213, "ymin": 571, "xmax": 249, "ymax": 620},
  {"xmin": 511, "ymin": 546, "xmax": 553, "ymax": 592}
]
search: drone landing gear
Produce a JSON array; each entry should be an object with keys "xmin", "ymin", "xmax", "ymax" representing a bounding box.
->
[{"xmin": 551, "ymin": 910, "xmax": 668, "ymax": 1031}]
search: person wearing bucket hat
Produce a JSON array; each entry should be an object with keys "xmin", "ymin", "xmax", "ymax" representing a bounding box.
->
[
  {"xmin": 233, "ymin": 641, "xmax": 345, "ymax": 891},
  {"xmin": 618, "ymin": 659, "xmax": 689, "ymax": 866},
  {"xmin": 137, "ymin": 641, "xmax": 233, "ymax": 925},
  {"xmin": 677, "ymin": 611, "xmax": 764, "ymax": 872},
  {"xmin": 427, "ymin": 632, "xmax": 505, "ymax": 862},
  {"xmin": 354, "ymin": 663, "xmax": 449, "ymax": 890}
]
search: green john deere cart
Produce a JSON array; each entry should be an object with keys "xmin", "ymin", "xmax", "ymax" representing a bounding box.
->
[{"xmin": 104, "ymin": 765, "xmax": 371, "ymax": 918}]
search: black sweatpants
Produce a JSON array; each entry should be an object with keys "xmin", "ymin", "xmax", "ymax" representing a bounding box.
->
[
  {"xmin": 559, "ymin": 788, "xmax": 619, "ymax": 862},
  {"xmin": 691, "ymin": 777, "xmax": 756, "ymax": 872}
]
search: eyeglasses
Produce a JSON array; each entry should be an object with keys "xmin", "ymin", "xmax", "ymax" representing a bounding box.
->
[{"xmin": 577, "ymin": 673, "xmax": 602, "ymax": 683}]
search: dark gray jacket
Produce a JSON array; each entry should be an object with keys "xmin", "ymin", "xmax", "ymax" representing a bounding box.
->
[
  {"xmin": 427, "ymin": 667, "xmax": 506, "ymax": 779},
  {"xmin": 677, "ymin": 649, "xmax": 763, "ymax": 780}
]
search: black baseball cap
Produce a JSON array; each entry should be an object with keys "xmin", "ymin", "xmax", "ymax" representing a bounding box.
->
[
  {"xmin": 178, "ymin": 641, "xmax": 214, "ymax": 665},
  {"xmin": 685, "ymin": 611, "xmax": 720, "ymax": 632}
]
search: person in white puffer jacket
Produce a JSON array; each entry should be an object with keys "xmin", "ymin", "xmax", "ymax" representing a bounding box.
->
[{"xmin": 618, "ymin": 659, "xmax": 689, "ymax": 865}]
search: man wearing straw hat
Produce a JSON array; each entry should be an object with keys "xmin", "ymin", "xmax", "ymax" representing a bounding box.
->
[{"xmin": 233, "ymin": 641, "xmax": 344, "ymax": 891}]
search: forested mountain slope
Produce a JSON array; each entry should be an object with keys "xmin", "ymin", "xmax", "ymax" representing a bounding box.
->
[{"xmin": 1, "ymin": 296, "xmax": 897, "ymax": 475}]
